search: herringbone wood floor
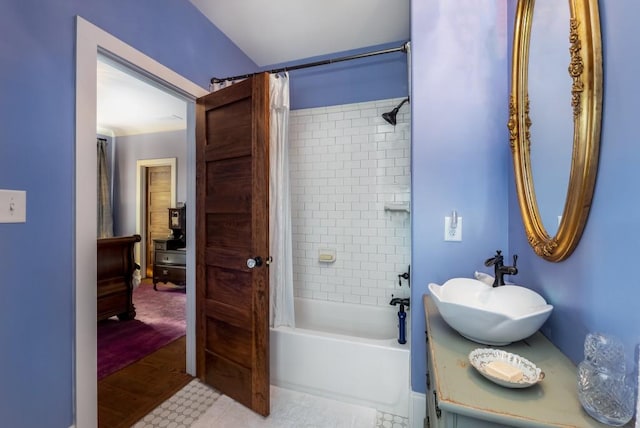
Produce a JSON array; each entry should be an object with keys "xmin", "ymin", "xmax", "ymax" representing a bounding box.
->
[{"xmin": 98, "ymin": 336, "xmax": 192, "ymax": 428}]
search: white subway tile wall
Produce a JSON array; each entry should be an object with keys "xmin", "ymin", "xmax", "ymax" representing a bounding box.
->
[{"xmin": 289, "ymin": 98, "xmax": 411, "ymax": 306}]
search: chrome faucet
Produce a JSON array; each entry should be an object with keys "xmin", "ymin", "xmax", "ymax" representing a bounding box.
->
[{"xmin": 484, "ymin": 250, "xmax": 518, "ymax": 287}]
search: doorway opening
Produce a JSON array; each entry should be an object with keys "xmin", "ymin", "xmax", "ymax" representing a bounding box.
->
[
  {"xmin": 135, "ymin": 158, "xmax": 177, "ymax": 277},
  {"xmin": 75, "ymin": 16, "xmax": 207, "ymax": 426}
]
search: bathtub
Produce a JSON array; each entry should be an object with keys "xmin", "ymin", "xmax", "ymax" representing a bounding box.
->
[{"xmin": 270, "ymin": 297, "xmax": 410, "ymax": 417}]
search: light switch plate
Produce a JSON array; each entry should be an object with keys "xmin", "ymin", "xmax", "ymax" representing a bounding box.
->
[
  {"xmin": 444, "ymin": 216, "xmax": 462, "ymax": 241},
  {"xmin": 0, "ymin": 189, "xmax": 26, "ymax": 223}
]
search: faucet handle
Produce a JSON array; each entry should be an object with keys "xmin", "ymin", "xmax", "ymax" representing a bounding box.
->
[{"xmin": 512, "ymin": 254, "xmax": 518, "ymax": 267}]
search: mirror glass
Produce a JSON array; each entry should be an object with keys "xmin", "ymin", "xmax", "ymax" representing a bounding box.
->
[
  {"xmin": 528, "ymin": 0, "xmax": 572, "ymax": 236},
  {"xmin": 509, "ymin": 0, "xmax": 602, "ymax": 262}
]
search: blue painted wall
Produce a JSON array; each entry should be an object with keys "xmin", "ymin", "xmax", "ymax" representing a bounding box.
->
[
  {"xmin": 508, "ymin": 1, "xmax": 640, "ymax": 372},
  {"xmin": 0, "ymin": 1, "xmax": 255, "ymax": 426},
  {"xmin": 113, "ymin": 130, "xmax": 188, "ymax": 236},
  {"xmin": 410, "ymin": 0, "xmax": 640, "ymax": 396},
  {"xmin": 409, "ymin": 0, "xmax": 510, "ymax": 393}
]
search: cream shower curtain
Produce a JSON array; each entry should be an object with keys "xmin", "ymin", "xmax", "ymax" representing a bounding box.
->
[{"xmin": 269, "ymin": 73, "xmax": 295, "ymax": 328}]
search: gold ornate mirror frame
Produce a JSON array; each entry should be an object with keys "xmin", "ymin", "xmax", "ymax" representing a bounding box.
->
[{"xmin": 509, "ymin": 0, "xmax": 603, "ymax": 262}]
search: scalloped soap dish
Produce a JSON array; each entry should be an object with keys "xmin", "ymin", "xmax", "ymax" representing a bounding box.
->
[{"xmin": 469, "ymin": 348, "xmax": 544, "ymax": 388}]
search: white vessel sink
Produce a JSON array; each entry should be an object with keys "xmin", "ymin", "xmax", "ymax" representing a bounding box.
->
[{"xmin": 428, "ymin": 278, "xmax": 553, "ymax": 346}]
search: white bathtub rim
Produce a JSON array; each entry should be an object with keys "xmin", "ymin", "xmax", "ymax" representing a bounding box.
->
[
  {"xmin": 271, "ymin": 325, "xmax": 412, "ymax": 349},
  {"xmin": 292, "ymin": 296, "xmax": 411, "ymax": 341}
]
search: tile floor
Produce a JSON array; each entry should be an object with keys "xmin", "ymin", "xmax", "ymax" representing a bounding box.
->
[
  {"xmin": 133, "ymin": 379, "xmax": 409, "ymax": 428},
  {"xmin": 133, "ymin": 379, "xmax": 219, "ymax": 427},
  {"xmin": 375, "ymin": 411, "xmax": 409, "ymax": 428}
]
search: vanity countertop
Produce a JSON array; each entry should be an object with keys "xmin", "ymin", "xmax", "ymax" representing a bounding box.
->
[{"xmin": 423, "ymin": 294, "xmax": 630, "ymax": 427}]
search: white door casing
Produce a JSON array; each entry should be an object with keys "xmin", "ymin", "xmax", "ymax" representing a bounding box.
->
[{"xmin": 75, "ymin": 16, "xmax": 207, "ymax": 427}]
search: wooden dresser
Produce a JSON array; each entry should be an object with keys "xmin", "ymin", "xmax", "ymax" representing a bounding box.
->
[{"xmin": 152, "ymin": 239, "xmax": 186, "ymax": 290}]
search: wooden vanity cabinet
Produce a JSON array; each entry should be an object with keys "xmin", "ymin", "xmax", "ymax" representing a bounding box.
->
[{"xmin": 423, "ymin": 295, "xmax": 627, "ymax": 428}]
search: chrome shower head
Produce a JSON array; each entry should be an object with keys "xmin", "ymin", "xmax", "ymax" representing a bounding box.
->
[{"xmin": 382, "ymin": 98, "xmax": 409, "ymax": 126}]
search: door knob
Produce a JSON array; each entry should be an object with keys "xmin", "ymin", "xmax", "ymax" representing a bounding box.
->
[{"xmin": 246, "ymin": 256, "xmax": 263, "ymax": 269}]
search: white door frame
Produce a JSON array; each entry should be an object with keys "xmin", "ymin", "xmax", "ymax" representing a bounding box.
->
[
  {"xmin": 136, "ymin": 157, "xmax": 177, "ymax": 275},
  {"xmin": 75, "ymin": 16, "xmax": 207, "ymax": 427}
]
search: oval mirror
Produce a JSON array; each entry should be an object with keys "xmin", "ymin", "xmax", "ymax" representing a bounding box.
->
[
  {"xmin": 529, "ymin": 0, "xmax": 572, "ymax": 237},
  {"xmin": 509, "ymin": 0, "xmax": 603, "ymax": 262}
]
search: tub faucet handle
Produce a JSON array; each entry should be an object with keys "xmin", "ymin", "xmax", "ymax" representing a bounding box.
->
[
  {"xmin": 398, "ymin": 272, "xmax": 409, "ymax": 286},
  {"xmin": 397, "ymin": 265, "xmax": 410, "ymax": 287}
]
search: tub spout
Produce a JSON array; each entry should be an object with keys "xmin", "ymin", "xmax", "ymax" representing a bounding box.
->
[{"xmin": 390, "ymin": 297, "xmax": 410, "ymax": 313}]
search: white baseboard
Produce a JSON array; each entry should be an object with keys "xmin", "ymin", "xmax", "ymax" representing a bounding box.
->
[{"xmin": 409, "ymin": 391, "xmax": 426, "ymax": 428}]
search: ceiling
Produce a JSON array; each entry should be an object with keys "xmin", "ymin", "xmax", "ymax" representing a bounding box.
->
[
  {"xmin": 190, "ymin": 0, "xmax": 410, "ymax": 67},
  {"xmin": 97, "ymin": 57, "xmax": 187, "ymax": 137},
  {"xmin": 97, "ymin": 0, "xmax": 409, "ymax": 136}
]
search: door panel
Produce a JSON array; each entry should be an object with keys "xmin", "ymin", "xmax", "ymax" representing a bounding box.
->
[
  {"xmin": 207, "ymin": 267, "xmax": 252, "ymax": 308},
  {"xmin": 207, "ymin": 214, "xmax": 252, "ymax": 248},
  {"xmin": 206, "ymin": 157, "xmax": 252, "ymax": 213},
  {"xmin": 196, "ymin": 73, "xmax": 270, "ymax": 416}
]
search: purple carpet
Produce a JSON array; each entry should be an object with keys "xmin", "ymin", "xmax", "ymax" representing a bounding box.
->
[{"xmin": 97, "ymin": 281, "xmax": 186, "ymax": 379}]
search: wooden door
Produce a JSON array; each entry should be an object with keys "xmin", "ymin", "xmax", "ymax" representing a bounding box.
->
[
  {"xmin": 195, "ymin": 73, "xmax": 270, "ymax": 416},
  {"xmin": 146, "ymin": 165, "xmax": 171, "ymax": 276}
]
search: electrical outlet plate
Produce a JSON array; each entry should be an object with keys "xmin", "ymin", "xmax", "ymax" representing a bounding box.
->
[
  {"xmin": 444, "ymin": 216, "xmax": 462, "ymax": 241},
  {"xmin": 0, "ymin": 189, "xmax": 26, "ymax": 223}
]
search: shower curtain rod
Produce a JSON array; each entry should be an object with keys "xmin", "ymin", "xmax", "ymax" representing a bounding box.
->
[{"xmin": 210, "ymin": 42, "xmax": 409, "ymax": 84}]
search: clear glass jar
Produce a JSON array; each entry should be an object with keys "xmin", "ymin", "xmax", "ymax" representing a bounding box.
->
[
  {"xmin": 584, "ymin": 332, "xmax": 626, "ymax": 376},
  {"xmin": 577, "ymin": 333, "xmax": 635, "ymax": 426}
]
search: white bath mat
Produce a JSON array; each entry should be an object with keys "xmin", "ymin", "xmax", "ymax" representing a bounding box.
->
[{"xmin": 192, "ymin": 385, "xmax": 376, "ymax": 428}]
